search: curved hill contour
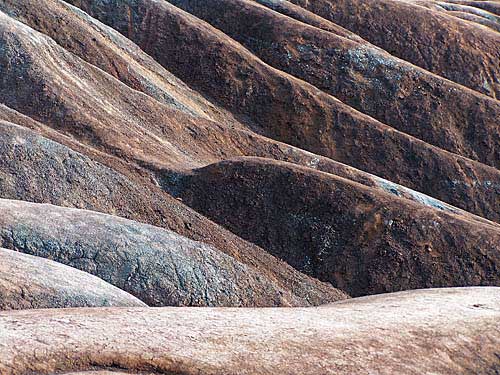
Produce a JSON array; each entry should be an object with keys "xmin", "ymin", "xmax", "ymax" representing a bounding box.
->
[
  {"xmin": 0, "ymin": 199, "xmax": 348, "ymax": 306},
  {"xmin": 0, "ymin": 0, "xmax": 498, "ymax": 371},
  {"xmin": 0, "ymin": 248, "xmax": 147, "ymax": 310}
]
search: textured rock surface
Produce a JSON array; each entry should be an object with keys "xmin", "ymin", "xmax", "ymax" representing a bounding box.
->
[
  {"xmin": 0, "ymin": 0, "xmax": 497, "ymax": 296},
  {"xmin": 0, "ymin": 199, "xmax": 348, "ymax": 306},
  {"xmin": 402, "ymin": 0, "xmax": 500, "ymax": 33},
  {"xmin": 170, "ymin": 0, "xmax": 500, "ymax": 167},
  {"xmin": 0, "ymin": 248, "xmax": 146, "ymax": 310},
  {"xmin": 63, "ymin": 0, "xmax": 500, "ymax": 224},
  {"xmin": 0, "ymin": 0, "xmax": 498, "ymax": 370},
  {"xmin": 0, "ymin": 121, "xmax": 346, "ymax": 306},
  {"xmin": 286, "ymin": 0, "xmax": 500, "ymax": 98},
  {"xmin": 0, "ymin": 0, "xmax": 239, "ymax": 125},
  {"xmin": 0, "ymin": 287, "xmax": 498, "ymax": 375},
  {"xmin": 3, "ymin": 115, "xmax": 495, "ymax": 234},
  {"xmin": 175, "ymin": 157, "xmax": 500, "ymax": 296}
]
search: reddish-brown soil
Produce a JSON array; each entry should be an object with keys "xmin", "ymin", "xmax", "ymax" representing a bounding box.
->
[
  {"xmin": 175, "ymin": 157, "xmax": 500, "ymax": 296},
  {"xmin": 0, "ymin": 0, "xmax": 498, "ymax": 300},
  {"xmin": 60, "ymin": 0, "xmax": 500, "ymax": 224},
  {"xmin": 0, "ymin": 121, "xmax": 343, "ymax": 306},
  {"xmin": 285, "ymin": 0, "xmax": 500, "ymax": 98},
  {"xmin": 170, "ymin": 0, "xmax": 500, "ymax": 167},
  {"xmin": 0, "ymin": 0, "xmax": 498, "ymax": 370}
]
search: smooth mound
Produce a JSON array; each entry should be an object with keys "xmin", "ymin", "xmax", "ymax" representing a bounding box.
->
[
  {"xmin": 0, "ymin": 287, "xmax": 498, "ymax": 375},
  {"xmin": 0, "ymin": 248, "xmax": 146, "ymax": 310}
]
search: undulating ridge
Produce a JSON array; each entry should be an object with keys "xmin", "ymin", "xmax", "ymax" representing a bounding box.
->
[{"xmin": 0, "ymin": 0, "xmax": 498, "ymax": 373}]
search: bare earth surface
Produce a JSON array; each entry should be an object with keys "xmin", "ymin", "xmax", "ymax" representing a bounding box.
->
[
  {"xmin": 0, "ymin": 248, "xmax": 146, "ymax": 310},
  {"xmin": 0, "ymin": 0, "xmax": 499, "ymax": 372},
  {"xmin": 0, "ymin": 198, "xmax": 348, "ymax": 306},
  {"xmin": 0, "ymin": 288, "xmax": 499, "ymax": 375},
  {"xmin": 175, "ymin": 157, "xmax": 500, "ymax": 296}
]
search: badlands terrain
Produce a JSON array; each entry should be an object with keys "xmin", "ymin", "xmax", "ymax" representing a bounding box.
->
[{"xmin": 0, "ymin": 0, "xmax": 499, "ymax": 373}]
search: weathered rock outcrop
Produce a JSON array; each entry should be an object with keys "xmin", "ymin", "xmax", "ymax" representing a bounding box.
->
[
  {"xmin": 286, "ymin": 0, "xmax": 500, "ymax": 98},
  {"xmin": 0, "ymin": 248, "xmax": 146, "ymax": 310},
  {"xmin": 169, "ymin": 0, "xmax": 500, "ymax": 167},
  {"xmin": 0, "ymin": 287, "xmax": 498, "ymax": 375},
  {"xmin": 406, "ymin": 0, "xmax": 500, "ymax": 33},
  {"xmin": 0, "ymin": 0, "xmax": 497, "ymax": 298},
  {"xmin": 2, "ymin": 116, "xmax": 494, "ymax": 233},
  {"xmin": 4, "ymin": 114, "xmax": 498, "ymax": 300},
  {"xmin": 0, "ymin": 0, "xmax": 498, "ymax": 370},
  {"xmin": 174, "ymin": 157, "xmax": 500, "ymax": 296},
  {"xmin": 0, "ymin": 7, "xmax": 238, "ymax": 172},
  {"xmin": 62, "ymin": 0, "xmax": 500, "ymax": 224},
  {"xmin": 0, "ymin": 120, "xmax": 347, "ymax": 306},
  {"xmin": 0, "ymin": 199, "xmax": 348, "ymax": 306},
  {"xmin": 0, "ymin": 0, "xmax": 234, "ymax": 124}
]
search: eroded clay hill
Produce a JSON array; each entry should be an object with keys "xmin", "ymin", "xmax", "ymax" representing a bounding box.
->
[
  {"xmin": 173, "ymin": 157, "xmax": 500, "ymax": 296},
  {"xmin": 285, "ymin": 0, "xmax": 500, "ymax": 98},
  {"xmin": 50, "ymin": 0, "xmax": 500, "ymax": 224},
  {"xmin": 0, "ymin": 198, "xmax": 347, "ymax": 306},
  {"xmin": 0, "ymin": 121, "xmax": 346, "ymax": 306},
  {"xmin": 0, "ymin": 0, "xmax": 498, "ymax": 301},
  {"xmin": 0, "ymin": 0, "xmax": 499, "ymax": 371}
]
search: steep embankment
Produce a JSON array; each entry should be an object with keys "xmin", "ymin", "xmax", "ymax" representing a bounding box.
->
[
  {"xmin": 170, "ymin": 0, "xmax": 500, "ymax": 168},
  {"xmin": 285, "ymin": 0, "xmax": 500, "ymax": 98},
  {"xmin": 0, "ymin": 0, "xmax": 500, "ymax": 318},
  {"xmin": 0, "ymin": 0, "xmax": 498, "ymax": 370},
  {"xmin": 64, "ymin": 0, "xmax": 500, "ymax": 224}
]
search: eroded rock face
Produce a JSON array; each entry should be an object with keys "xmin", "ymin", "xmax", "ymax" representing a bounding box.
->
[
  {"xmin": 0, "ymin": 248, "xmax": 146, "ymax": 310},
  {"xmin": 62, "ymin": 0, "xmax": 500, "ymax": 224},
  {"xmin": 0, "ymin": 7, "xmax": 238, "ymax": 172},
  {"xmin": 175, "ymin": 157, "xmax": 500, "ymax": 296},
  {"xmin": 0, "ymin": 288, "xmax": 498, "ymax": 375},
  {"xmin": 286, "ymin": 0, "xmax": 500, "ymax": 98},
  {"xmin": 0, "ymin": 0, "xmax": 498, "ymax": 370},
  {"xmin": 0, "ymin": 199, "xmax": 348, "ymax": 306},
  {"xmin": 169, "ymin": 0, "xmax": 500, "ymax": 167},
  {"xmin": 0, "ymin": 121, "xmax": 346, "ymax": 307},
  {"xmin": 404, "ymin": 0, "xmax": 500, "ymax": 33},
  {"xmin": 0, "ymin": 0, "xmax": 236, "ymax": 123}
]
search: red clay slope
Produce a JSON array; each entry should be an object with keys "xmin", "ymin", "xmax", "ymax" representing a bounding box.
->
[
  {"xmin": 61, "ymin": 0, "xmax": 500, "ymax": 224},
  {"xmin": 174, "ymin": 157, "xmax": 500, "ymax": 296},
  {"xmin": 170, "ymin": 0, "xmax": 500, "ymax": 168},
  {"xmin": 286, "ymin": 0, "xmax": 500, "ymax": 98},
  {"xmin": 0, "ymin": 0, "xmax": 498, "ymax": 307}
]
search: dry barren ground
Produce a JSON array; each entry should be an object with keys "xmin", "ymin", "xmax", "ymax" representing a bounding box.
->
[{"xmin": 0, "ymin": 0, "xmax": 499, "ymax": 373}]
